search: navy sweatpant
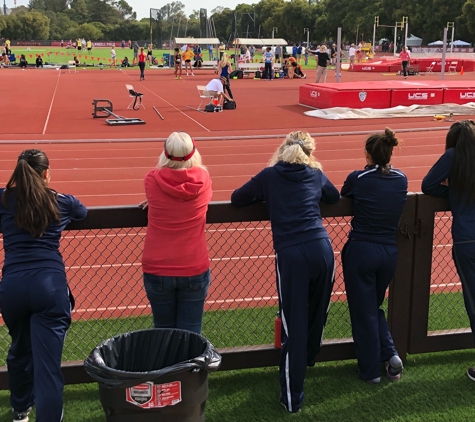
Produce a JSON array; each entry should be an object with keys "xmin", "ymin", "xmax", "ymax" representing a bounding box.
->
[
  {"xmin": 342, "ymin": 240, "xmax": 399, "ymax": 381},
  {"xmin": 276, "ymin": 238, "xmax": 335, "ymax": 413},
  {"xmin": 0, "ymin": 268, "xmax": 71, "ymax": 422},
  {"xmin": 453, "ymin": 242, "xmax": 475, "ymax": 338}
]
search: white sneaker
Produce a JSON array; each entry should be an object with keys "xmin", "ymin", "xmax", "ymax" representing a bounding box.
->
[{"xmin": 191, "ymin": 73, "xmax": 195, "ymax": 76}]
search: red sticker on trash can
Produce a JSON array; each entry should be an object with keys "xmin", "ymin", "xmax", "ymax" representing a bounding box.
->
[{"xmin": 126, "ymin": 381, "xmax": 182, "ymax": 408}]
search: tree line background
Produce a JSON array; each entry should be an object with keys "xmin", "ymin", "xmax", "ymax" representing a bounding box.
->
[{"xmin": 0, "ymin": 0, "xmax": 473, "ymax": 45}]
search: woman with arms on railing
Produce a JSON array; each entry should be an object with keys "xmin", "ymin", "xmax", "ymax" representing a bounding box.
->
[
  {"xmin": 341, "ymin": 128, "xmax": 407, "ymax": 384},
  {"xmin": 422, "ymin": 120, "xmax": 475, "ymax": 382},
  {"xmin": 141, "ymin": 132, "xmax": 212, "ymax": 335},
  {"xmin": 231, "ymin": 131, "xmax": 340, "ymax": 413},
  {"xmin": 0, "ymin": 149, "xmax": 87, "ymax": 422}
]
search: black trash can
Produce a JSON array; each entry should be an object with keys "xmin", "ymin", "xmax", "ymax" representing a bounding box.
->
[{"xmin": 84, "ymin": 329, "xmax": 222, "ymax": 422}]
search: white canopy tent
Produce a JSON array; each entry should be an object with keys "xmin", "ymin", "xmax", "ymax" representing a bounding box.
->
[
  {"xmin": 232, "ymin": 38, "xmax": 288, "ymax": 46},
  {"xmin": 406, "ymin": 34, "xmax": 422, "ymax": 47},
  {"xmin": 450, "ymin": 40, "xmax": 471, "ymax": 46},
  {"xmin": 174, "ymin": 37, "xmax": 220, "ymax": 45},
  {"xmin": 428, "ymin": 40, "xmax": 444, "ymax": 46}
]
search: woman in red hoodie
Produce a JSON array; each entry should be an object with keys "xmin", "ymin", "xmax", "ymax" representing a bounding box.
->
[
  {"xmin": 399, "ymin": 46, "xmax": 411, "ymax": 79},
  {"xmin": 141, "ymin": 132, "xmax": 212, "ymax": 334}
]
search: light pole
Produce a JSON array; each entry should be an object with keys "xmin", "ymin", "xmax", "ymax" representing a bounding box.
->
[
  {"xmin": 373, "ymin": 16, "xmax": 378, "ymax": 57},
  {"xmin": 403, "ymin": 16, "xmax": 408, "ymax": 47},
  {"xmin": 447, "ymin": 22, "xmax": 455, "ymax": 53},
  {"xmin": 3, "ymin": 0, "xmax": 6, "ymax": 16},
  {"xmin": 272, "ymin": 27, "xmax": 277, "ymax": 39},
  {"xmin": 304, "ymin": 28, "xmax": 309, "ymax": 47}
]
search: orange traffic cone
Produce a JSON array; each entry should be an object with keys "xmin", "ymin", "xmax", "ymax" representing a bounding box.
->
[{"xmin": 461, "ymin": 66, "xmax": 464, "ymax": 76}]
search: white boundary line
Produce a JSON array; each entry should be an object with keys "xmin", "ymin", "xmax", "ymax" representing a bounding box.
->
[{"xmin": 42, "ymin": 70, "xmax": 61, "ymax": 135}]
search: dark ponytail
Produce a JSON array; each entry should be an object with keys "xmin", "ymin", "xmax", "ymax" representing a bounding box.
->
[
  {"xmin": 446, "ymin": 120, "xmax": 475, "ymax": 204},
  {"xmin": 365, "ymin": 128, "xmax": 401, "ymax": 174},
  {"xmin": 1, "ymin": 149, "xmax": 60, "ymax": 237}
]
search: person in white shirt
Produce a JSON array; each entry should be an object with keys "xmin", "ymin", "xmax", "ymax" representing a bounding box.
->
[
  {"xmin": 110, "ymin": 47, "xmax": 117, "ymax": 67},
  {"xmin": 242, "ymin": 47, "xmax": 251, "ymax": 63},
  {"xmin": 349, "ymin": 43, "xmax": 356, "ymax": 68},
  {"xmin": 262, "ymin": 47, "xmax": 275, "ymax": 80},
  {"xmin": 204, "ymin": 77, "xmax": 232, "ymax": 106}
]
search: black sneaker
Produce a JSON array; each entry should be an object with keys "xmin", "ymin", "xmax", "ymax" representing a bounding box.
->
[
  {"xmin": 12, "ymin": 407, "xmax": 31, "ymax": 422},
  {"xmin": 467, "ymin": 367, "xmax": 475, "ymax": 381}
]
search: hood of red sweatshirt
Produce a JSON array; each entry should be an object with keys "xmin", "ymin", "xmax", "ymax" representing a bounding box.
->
[{"xmin": 150, "ymin": 166, "xmax": 211, "ymax": 201}]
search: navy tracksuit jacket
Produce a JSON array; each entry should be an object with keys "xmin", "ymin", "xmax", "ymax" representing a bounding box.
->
[
  {"xmin": 231, "ymin": 161, "xmax": 339, "ymax": 413},
  {"xmin": 422, "ymin": 148, "xmax": 475, "ymax": 339},
  {"xmin": 341, "ymin": 165, "xmax": 407, "ymax": 381},
  {"xmin": 0, "ymin": 188, "xmax": 87, "ymax": 422}
]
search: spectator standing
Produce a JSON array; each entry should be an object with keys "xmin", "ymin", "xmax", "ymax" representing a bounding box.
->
[
  {"xmin": 77, "ymin": 38, "xmax": 82, "ymax": 51},
  {"xmin": 141, "ymin": 132, "xmax": 212, "ymax": 334},
  {"xmin": 296, "ymin": 44, "xmax": 302, "ymax": 63},
  {"xmin": 132, "ymin": 42, "xmax": 139, "ymax": 65},
  {"xmin": 249, "ymin": 45, "xmax": 255, "ymax": 62},
  {"xmin": 218, "ymin": 52, "xmax": 233, "ymax": 85},
  {"xmin": 349, "ymin": 43, "xmax": 356, "ymax": 68},
  {"xmin": 262, "ymin": 47, "xmax": 275, "ymax": 81},
  {"xmin": 292, "ymin": 43, "xmax": 298, "ymax": 58},
  {"xmin": 60, "ymin": 39, "xmax": 64, "ymax": 48},
  {"xmin": 173, "ymin": 47, "xmax": 182, "ymax": 79},
  {"xmin": 303, "ymin": 45, "xmax": 308, "ymax": 65},
  {"xmin": 218, "ymin": 42, "xmax": 226, "ymax": 60},
  {"xmin": 86, "ymin": 39, "xmax": 92, "ymax": 53},
  {"xmin": 147, "ymin": 43, "xmax": 153, "ymax": 66},
  {"xmin": 208, "ymin": 44, "xmax": 214, "ymax": 60},
  {"xmin": 110, "ymin": 47, "xmax": 117, "ymax": 67},
  {"xmin": 275, "ymin": 45, "xmax": 282, "ymax": 63},
  {"xmin": 399, "ymin": 46, "xmax": 410, "ymax": 79},
  {"xmin": 231, "ymin": 131, "xmax": 340, "ymax": 413},
  {"xmin": 341, "ymin": 128, "xmax": 407, "ymax": 384},
  {"xmin": 182, "ymin": 46, "xmax": 195, "ymax": 76},
  {"xmin": 313, "ymin": 45, "xmax": 330, "ymax": 83},
  {"xmin": 0, "ymin": 149, "xmax": 87, "ymax": 422},
  {"xmin": 138, "ymin": 47, "xmax": 146, "ymax": 80},
  {"xmin": 421, "ymin": 120, "xmax": 475, "ymax": 382}
]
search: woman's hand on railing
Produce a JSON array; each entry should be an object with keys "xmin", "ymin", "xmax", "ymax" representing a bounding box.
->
[{"xmin": 139, "ymin": 200, "xmax": 148, "ymax": 210}]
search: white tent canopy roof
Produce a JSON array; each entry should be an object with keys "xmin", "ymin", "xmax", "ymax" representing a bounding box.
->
[
  {"xmin": 174, "ymin": 37, "xmax": 220, "ymax": 45},
  {"xmin": 232, "ymin": 38, "xmax": 288, "ymax": 46},
  {"xmin": 407, "ymin": 34, "xmax": 422, "ymax": 40},
  {"xmin": 450, "ymin": 40, "xmax": 471, "ymax": 46},
  {"xmin": 428, "ymin": 40, "xmax": 443, "ymax": 46}
]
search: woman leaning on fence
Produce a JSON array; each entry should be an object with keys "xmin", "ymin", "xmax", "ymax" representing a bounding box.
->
[
  {"xmin": 231, "ymin": 131, "xmax": 340, "ymax": 414},
  {"xmin": 0, "ymin": 149, "xmax": 87, "ymax": 422},
  {"xmin": 140, "ymin": 132, "xmax": 212, "ymax": 334},
  {"xmin": 422, "ymin": 120, "xmax": 475, "ymax": 382},
  {"xmin": 340, "ymin": 128, "xmax": 407, "ymax": 385}
]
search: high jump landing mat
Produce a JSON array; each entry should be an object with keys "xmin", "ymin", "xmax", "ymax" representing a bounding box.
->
[{"xmin": 299, "ymin": 80, "xmax": 475, "ymax": 109}]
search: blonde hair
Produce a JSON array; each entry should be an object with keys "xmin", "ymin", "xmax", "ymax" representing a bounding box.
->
[
  {"xmin": 269, "ymin": 131, "xmax": 322, "ymax": 170},
  {"xmin": 158, "ymin": 132, "xmax": 206, "ymax": 170}
]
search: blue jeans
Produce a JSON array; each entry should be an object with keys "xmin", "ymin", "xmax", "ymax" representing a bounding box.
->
[{"xmin": 143, "ymin": 269, "xmax": 210, "ymax": 334}]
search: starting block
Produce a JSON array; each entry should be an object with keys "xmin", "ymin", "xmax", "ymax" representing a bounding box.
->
[{"xmin": 92, "ymin": 99, "xmax": 145, "ymax": 125}]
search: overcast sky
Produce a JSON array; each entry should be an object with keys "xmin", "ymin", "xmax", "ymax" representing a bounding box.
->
[{"xmin": 12, "ymin": 1, "xmax": 255, "ymax": 19}]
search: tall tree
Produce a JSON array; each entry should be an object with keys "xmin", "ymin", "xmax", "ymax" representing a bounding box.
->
[{"xmin": 68, "ymin": 0, "xmax": 89, "ymax": 24}]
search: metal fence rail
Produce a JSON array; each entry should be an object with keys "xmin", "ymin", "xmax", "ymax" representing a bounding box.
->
[{"xmin": 0, "ymin": 194, "xmax": 473, "ymax": 389}]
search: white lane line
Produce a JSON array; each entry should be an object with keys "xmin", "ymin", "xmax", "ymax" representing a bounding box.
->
[{"xmin": 42, "ymin": 70, "xmax": 61, "ymax": 135}]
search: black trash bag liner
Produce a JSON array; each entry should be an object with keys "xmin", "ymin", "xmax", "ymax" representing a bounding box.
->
[{"xmin": 84, "ymin": 329, "xmax": 221, "ymax": 389}]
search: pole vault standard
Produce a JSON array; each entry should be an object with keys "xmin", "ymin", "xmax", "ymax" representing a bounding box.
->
[{"xmin": 374, "ymin": 16, "xmax": 404, "ymax": 56}]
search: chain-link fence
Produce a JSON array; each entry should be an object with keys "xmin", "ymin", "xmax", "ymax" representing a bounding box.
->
[
  {"xmin": 429, "ymin": 212, "xmax": 468, "ymax": 332},
  {"xmin": 0, "ymin": 196, "xmax": 472, "ymax": 382}
]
